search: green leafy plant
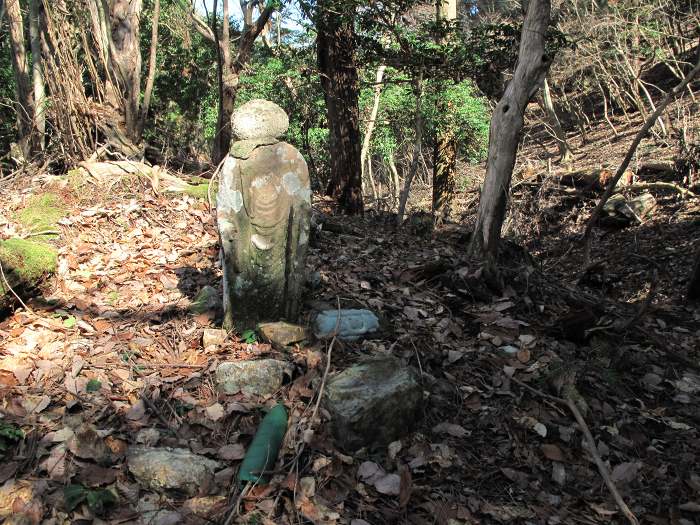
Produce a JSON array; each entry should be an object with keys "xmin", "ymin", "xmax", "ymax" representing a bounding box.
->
[
  {"xmin": 241, "ymin": 329, "xmax": 258, "ymax": 344},
  {"xmin": 64, "ymin": 484, "xmax": 118, "ymax": 514},
  {"xmin": 86, "ymin": 379, "xmax": 102, "ymax": 392},
  {"xmin": 0, "ymin": 421, "xmax": 24, "ymax": 452}
]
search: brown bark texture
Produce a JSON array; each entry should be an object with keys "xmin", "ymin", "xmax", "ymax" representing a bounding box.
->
[
  {"xmin": 317, "ymin": 0, "xmax": 364, "ymax": 214},
  {"xmin": 4, "ymin": 0, "xmax": 35, "ymax": 155},
  {"xmin": 469, "ymin": 0, "xmax": 552, "ymax": 263}
]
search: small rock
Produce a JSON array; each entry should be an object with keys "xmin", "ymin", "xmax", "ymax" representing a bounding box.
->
[
  {"xmin": 127, "ymin": 447, "xmax": 220, "ymax": 496},
  {"xmin": 182, "ymin": 495, "xmax": 227, "ymax": 520},
  {"xmin": 602, "ymin": 192, "xmax": 656, "ymax": 226},
  {"xmin": 203, "ymin": 328, "xmax": 227, "ymax": 348},
  {"xmin": 189, "ymin": 286, "xmax": 220, "ymax": 314},
  {"xmin": 314, "ymin": 309, "xmax": 379, "ymax": 341},
  {"xmin": 141, "ymin": 510, "xmax": 182, "ymax": 525},
  {"xmin": 324, "ymin": 356, "xmax": 422, "ymax": 451},
  {"xmin": 258, "ymin": 321, "xmax": 308, "ymax": 349},
  {"xmin": 215, "ymin": 359, "xmax": 290, "ymax": 396},
  {"xmin": 135, "ymin": 428, "xmax": 161, "ymax": 447}
]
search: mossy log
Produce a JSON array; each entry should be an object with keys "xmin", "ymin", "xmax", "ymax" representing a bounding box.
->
[{"xmin": 0, "ymin": 238, "xmax": 57, "ymax": 310}]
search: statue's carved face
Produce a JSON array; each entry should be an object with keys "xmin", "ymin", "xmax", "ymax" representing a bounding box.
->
[{"xmin": 246, "ymin": 174, "xmax": 288, "ymax": 230}]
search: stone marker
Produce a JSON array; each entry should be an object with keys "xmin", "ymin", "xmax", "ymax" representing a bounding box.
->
[
  {"xmin": 127, "ymin": 447, "xmax": 220, "ymax": 496},
  {"xmin": 217, "ymin": 99, "xmax": 311, "ymax": 331},
  {"xmin": 314, "ymin": 309, "xmax": 380, "ymax": 341},
  {"xmin": 258, "ymin": 321, "xmax": 308, "ymax": 349},
  {"xmin": 215, "ymin": 359, "xmax": 290, "ymax": 396},
  {"xmin": 324, "ymin": 356, "xmax": 422, "ymax": 451}
]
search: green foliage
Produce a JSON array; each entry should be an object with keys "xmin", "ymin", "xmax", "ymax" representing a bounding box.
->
[
  {"xmin": 241, "ymin": 329, "xmax": 257, "ymax": 344},
  {"xmin": 0, "ymin": 18, "xmax": 15, "ymax": 158},
  {"xmin": 360, "ymin": 70, "xmax": 490, "ymax": 164},
  {"xmin": 86, "ymin": 379, "xmax": 102, "ymax": 392},
  {"xmin": 64, "ymin": 484, "xmax": 118, "ymax": 514},
  {"xmin": 0, "ymin": 421, "xmax": 24, "ymax": 452}
]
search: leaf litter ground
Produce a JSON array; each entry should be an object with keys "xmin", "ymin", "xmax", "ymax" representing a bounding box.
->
[{"xmin": 0, "ymin": 142, "xmax": 699, "ymax": 525}]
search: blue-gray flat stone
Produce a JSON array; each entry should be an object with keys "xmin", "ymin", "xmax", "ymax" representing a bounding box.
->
[{"xmin": 313, "ymin": 309, "xmax": 379, "ymax": 341}]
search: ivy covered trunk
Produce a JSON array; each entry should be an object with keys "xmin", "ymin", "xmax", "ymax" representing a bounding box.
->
[
  {"xmin": 432, "ymin": 116, "xmax": 457, "ymax": 226},
  {"xmin": 317, "ymin": 0, "xmax": 363, "ymax": 214}
]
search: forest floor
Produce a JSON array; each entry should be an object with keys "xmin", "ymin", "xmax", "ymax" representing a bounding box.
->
[{"xmin": 0, "ymin": 103, "xmax": 699, "ymax": 525}]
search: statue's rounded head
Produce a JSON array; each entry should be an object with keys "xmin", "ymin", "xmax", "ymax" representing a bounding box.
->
[{"xmin": 231, "ymin": 99, "xmax": 289, "ymax": 140}]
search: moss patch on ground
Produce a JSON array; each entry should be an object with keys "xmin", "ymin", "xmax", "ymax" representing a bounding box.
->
[
  {"xmin": 184, "ymin": 182, "xmax": 211, "ymax": 200},
  {"xmin": 0, "ymin": 238, "xmax": 57, "ymax": 295},
  {"xmin": 15, "ymin": 193, "xmax": 67, "ymax": 236}
]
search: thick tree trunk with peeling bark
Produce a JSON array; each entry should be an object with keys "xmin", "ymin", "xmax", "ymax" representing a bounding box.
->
[{"xmin": 469, "ymin": 0, "xmax": 552, "ymax": 264}]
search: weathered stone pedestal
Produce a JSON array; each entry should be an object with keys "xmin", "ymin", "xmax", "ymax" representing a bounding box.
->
[{"xmin": 217, "ymin": 100, "xmax": 311, "ymax": 331}]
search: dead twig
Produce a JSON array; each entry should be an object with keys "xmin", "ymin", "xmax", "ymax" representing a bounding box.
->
[
  {"xmin": 511, "ymin": 377, "xmax": 640, "ymax": 525},
  {"xmin": 0, "ymin": 259, "xmax": 33, "ymax": 313},
  {"xmin": 139, "ymin": 389, "xmax": 180, "ymax": 438}
]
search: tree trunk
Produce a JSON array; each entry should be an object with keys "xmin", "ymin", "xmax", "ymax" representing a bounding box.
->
[
  {"xmin": 468, "ymin": 0, "xmax": 552, "ymax": 264},
  {"xmin": 539, "ymin": 77, "xmax": 571, "ymax": 163},
  {"xmin": 4, "ymin": 0, "xmax": 35, "ymax": 157},
  {"xmin": 397, "ymin": 72, "xmax": 425, "ymax": 226},
  {"xmin": 137, "ymin": 0, "xmax": 159, "ymax": 141},
  {"xmin": 689, "ymin": 249, "xmax": 700, "ymax": 302},
  {"xmin": 28, "ymin": 0, "xmax": 45, "ymax": 149},
  {"xmin": 432, "ymin": 0, "xmax": 458, "ymax": 225},
  {"xmin": 317, "ymin": 0, "xmax": 363, "ymax": 214},
  {"xmin": 109, "ymin": 0, "xmax": 143, "ymax": 142},
  {"xmin": 361, "ymin": 64, "xmax": 386, "ymax": 199},
  {"xmin": 209, "ymin": 0, "xmax": 273, "ymax": 164},
  {"xmin": 432, "ymin": 114, "xmax": 457, "ymax": 226}
]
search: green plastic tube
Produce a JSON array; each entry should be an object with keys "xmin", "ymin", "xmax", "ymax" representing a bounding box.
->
[{"xmin": 238, "ymin": 403, "xmax": 288, "ymax": 484}]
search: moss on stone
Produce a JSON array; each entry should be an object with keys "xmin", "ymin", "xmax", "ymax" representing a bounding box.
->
[
  {"xmin": 0, "ymin": 238, "xmax": 57, "ymax": 295},
  {"xmin": 15, "ymin": 193, "xmax": 66, "ymax": 235}
]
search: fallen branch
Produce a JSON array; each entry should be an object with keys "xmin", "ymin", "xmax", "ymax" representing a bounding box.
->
[
  {"xmin": 581, "ymin": 49, "xmax": 700, "ymax": 264},
  {"xmin": 511, "ymin": 377, "xmax": 639, "ymax": 525},
  {"xmin": 616, "ymin": 182, "xmax": 699, "ymax": 199}
]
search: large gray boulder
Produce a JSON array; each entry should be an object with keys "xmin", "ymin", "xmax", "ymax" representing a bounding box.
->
[
  {"xmin": 127, "ymin": 447, "xmax": 220, "ymax": 496},
  {"xmin": 324, "ymin": 357, "xmax": 422, "ymax": 451},
  {"xmin": 215, "ymin": 359, "xmax": 290, "ymax": 396}
]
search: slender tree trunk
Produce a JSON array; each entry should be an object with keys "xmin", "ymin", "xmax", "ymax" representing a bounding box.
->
[
  {"xmin": 397, "ymin": 71, "xmax": 424, "ymax": 226},
  {"xmin": 469, "ymin": 0, "xmax": 552, "ymax": 264},
  {"xmin": 4, "ymin": 0, "xmax": 35, "ymax": 156},
  {"xmin": 432, "ymin": 119, "xmax": 457, "ymax": 225},
  {"xmin": 28, "ymin": 0, "xmax": 45, "ymax": 149},
  {"xmin": 361, "ymin": 64, "xmax": 386, "ymax": 198},
  {"xmin": 210, "ymin": 0, "xmax": 273, "ymax": 164},
  {"xmin": 317, "ymin": 0, "xmax": 363, "ymax": 214},
  {"xmin": 539, "ymin": 77, "xmax": 571, "ymax": 163},
  {"xmin": 432, "ymin": 0, "xmax": 458, "ymax": 225},
  {"xmin": 388, "ymin": 152, "xmax": 400, "ymax": 208},
  {"xmin": 137, "ymin": 0, "xmax": 159, "ymax": 141}
]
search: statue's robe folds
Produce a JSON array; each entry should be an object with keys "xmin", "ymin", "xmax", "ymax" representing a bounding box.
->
[{"xmin": 217, "ymin": 137, "xmax": 311, "ymax": 331}]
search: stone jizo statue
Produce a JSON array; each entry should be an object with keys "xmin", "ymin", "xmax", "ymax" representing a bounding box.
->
[{"xmin": 217, "ymin": 99, "xmax": 311, "ymax": 331}]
